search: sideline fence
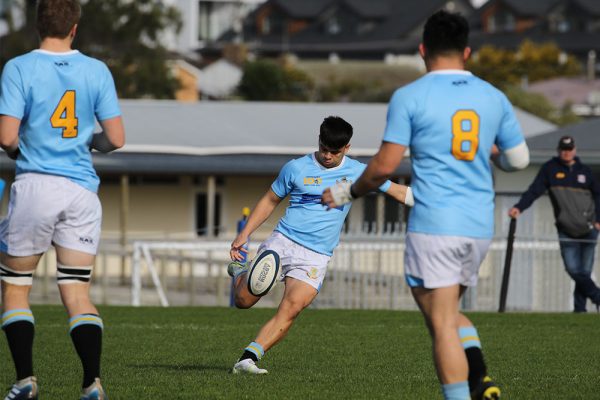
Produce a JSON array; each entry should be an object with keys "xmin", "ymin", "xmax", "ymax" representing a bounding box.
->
[{"xmin": 22, "ymin": 235, "xmax": 600, "ymax": 312}]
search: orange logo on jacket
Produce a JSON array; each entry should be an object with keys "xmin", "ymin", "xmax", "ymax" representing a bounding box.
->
[{"xmin": 556, "ymin": 172, "xmax": 565, "ymax": 179}]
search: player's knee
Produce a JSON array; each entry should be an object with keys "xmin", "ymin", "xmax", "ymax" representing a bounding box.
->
[
  {"xmin": 0, "ymin": 263, "xmax": 34, "ymax": 287},
  {"xmin": 279, "ymin": 299, "xmax": 306, "ymax": 320},
  {"xmin": 429, "ymin": 314, "xmax": 459, "ymax": 333}
]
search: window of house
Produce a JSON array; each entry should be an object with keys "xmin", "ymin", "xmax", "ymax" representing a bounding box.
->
[
  {"xmin": 198, "ymin": 1, "xmax": 213, "ymax": 41},
  {"xmin": 326, "ymin": 16, "xmax": 341, "ymax": 35},
  {"xmin": 196, "ymin": 192, "xmax": 222, "ymax": 236},
  {"xmin": 262, "ymin": 15, "xmax": 271, "ymax": 34},
  {"xmin": 487, "ymin": 15, "xmax": 496, "ymax": 33}
]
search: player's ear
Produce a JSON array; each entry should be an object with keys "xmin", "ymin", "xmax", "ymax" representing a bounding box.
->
[
  {"xmin": 463, "ymin": 47, "xmax": 471, "ymax": 62},
  {"xmin": 343, "ymin": 143, "xmax": 351, "ymax": 154},
  {"xmin": 418, "ymin": 43, "xmax": 426, "ymax": 59},
  {"xmin": 70, "ymin": 24, "xmax": 78, "ymax": 40}
]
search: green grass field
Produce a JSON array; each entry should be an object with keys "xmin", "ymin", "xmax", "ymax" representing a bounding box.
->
[{"xmin": 1, "ymin": 306, "xmax": 599, "ymax": 399}]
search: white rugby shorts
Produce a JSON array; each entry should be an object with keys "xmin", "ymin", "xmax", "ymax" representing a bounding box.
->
[
  {"xmin": 256, "ymin": 231, "xmax": 330, "ymax": 292},
  {"xmin": 404, "ymin": 232, "xmax": 491, "ymax": 289},
  {"xmin": 0, "ymin": 173, "xmax": 102, "ymax": 256}
]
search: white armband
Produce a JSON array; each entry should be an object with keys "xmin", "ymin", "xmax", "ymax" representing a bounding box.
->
[
  {"xmin": 404, "ymin": 187, "xmax": 414, "ymax": 207},
  {"xmin": 494, "ymin": 142, "xmax": 529, "ymax": 172}
]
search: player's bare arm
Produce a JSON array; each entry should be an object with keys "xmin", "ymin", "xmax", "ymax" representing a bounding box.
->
[
  {"xmin": 230, "ymin": 189, "xmax": 283, "ymax": 261},
  {"xmin": 384, "ymin": 182, "xmax": 414, "ymax": 206},
  {"xmin": 0, "ymin": 115, "xmax": 21, "ymax": 160},
  {"xmin": 322, "ymin": 142, "xmax": 406, "ymax": 208},
  {"xmin": 91, "ymin": 116, "xmax": 125, "ymax": 153}
]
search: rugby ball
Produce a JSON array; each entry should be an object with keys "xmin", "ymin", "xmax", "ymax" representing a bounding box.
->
[{"xmin": 247, "ymin": 250, "xmax": 280, "ymax": 297}]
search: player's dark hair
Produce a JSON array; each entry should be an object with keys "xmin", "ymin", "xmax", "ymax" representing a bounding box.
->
[
  {"xmin": 422, "ymin": 10, "xmax": 469, "ymax": 58},
  {"xmin": 36, "ymin": 0, "xmax": 81, "ymax": 39},
  {"xmin": 319, "ymin": 116, "xmax": 353, "ymax": 149}
]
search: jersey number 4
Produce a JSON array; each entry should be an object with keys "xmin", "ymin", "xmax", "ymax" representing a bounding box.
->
[
  {"xmin": 451, "ymin": 110, "xmax": 479, "ymax": 161},
  {"xmin": 51, "ymin": 90, "xmax": 78, "ymax": 138}
]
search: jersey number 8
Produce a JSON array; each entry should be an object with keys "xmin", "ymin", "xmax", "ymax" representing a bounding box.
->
[
  {"xmin": 51, "ymin": 90, "xmax": 78, "ymax": 138},
  {"xmin": 451, "ymin": 110, "xmax": 479, "ymax": 161}
]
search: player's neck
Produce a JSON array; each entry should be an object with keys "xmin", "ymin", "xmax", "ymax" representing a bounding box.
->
[
  {"xmin": 39, "ymin": 37, "xmax": 74, "ymax": 53},
  {"xmin": 426, "ymin": 56, "xmax": 465, "ymax": 72}
]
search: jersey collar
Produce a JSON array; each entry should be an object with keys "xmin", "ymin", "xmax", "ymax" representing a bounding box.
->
[
  {"xmin": 33, "ymin": 49, "xmax": 80, "ymax": 56},
  {"xmin": 427, "ymin": 69, "xmax": 472, "ymax": 76},
  {"xmin": 311, "ymin": 152, "xmax": 347, "ymax": 171}
]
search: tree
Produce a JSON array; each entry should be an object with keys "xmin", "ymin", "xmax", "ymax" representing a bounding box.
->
[
  {"xmin": 468, "ymin": 40, "xmax": 581, "ymax": 87},
  {"xmin": 0, "ymin": 0, "xmax": 182, "ymax": 99},
  {"xmin": 238, "ymin": 59, "xmax": 314, "ymax": 101}
]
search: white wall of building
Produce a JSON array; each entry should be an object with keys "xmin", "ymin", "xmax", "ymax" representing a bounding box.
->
[{"xmin": 163, "ymin": 0, "xmax": 265, "ymax": 56}]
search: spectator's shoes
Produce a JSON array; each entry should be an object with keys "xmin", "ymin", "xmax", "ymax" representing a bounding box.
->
[
  {"xmin": 4, "ymin": 376, "xmax": 38, "ymax": 400},
  {"xmin": 80, "ymin": 378, "xmax": 107, "ymax": 400},
  {"xmin": 471, "ymin": 376, "xmax": 500, "ymax": 400}
]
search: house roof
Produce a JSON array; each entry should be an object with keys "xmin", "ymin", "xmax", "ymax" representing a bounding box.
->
[
  {"xmin": 344, "ymin": 0, "xmax": 391, "ymax": 19},
  {"xmin": 573, "ymin": 0, "xmax": 600, "ymax": 15},
  {"xmin": 272, "ymin": 0, "xmax": 333, "ymax": 18},
  {"xmin": 0, "ymin": 100, "xmax": 558, "ymax": 174},
  {"xmin": 526, "ymin": 117, "xmax": 600, "ymax": 164},
  {"xmin": 528, "ymin": 78, "xmax": 600, "ymax": 108},
  {"xmin": 489, "ymin": 0, "xmax": 559, "ymax": 17},
  {"xmin": 220, "ymin": 0, "xmax": 473, "ymax": 57}
]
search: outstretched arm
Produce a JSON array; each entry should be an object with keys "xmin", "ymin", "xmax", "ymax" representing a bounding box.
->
[
  {"xmin": 322, "ymin": 142, "xmax": 407, "ymax": 208},
  {"xmin": 230, "ymin": 189, "xmax": 283, "ymax": 261},
  {"xmin": 384, "ymin": 182, "xmax": 414, "ymax": 206}
]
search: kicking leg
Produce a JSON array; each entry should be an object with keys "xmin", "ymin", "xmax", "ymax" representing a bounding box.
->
[
  {"xmin": 233, "ymin": 277, "xmax": 317, "ymax": 374},
  {"xmin": 230, "ymin": 269, "xmax": 262, "ymax": 309}
]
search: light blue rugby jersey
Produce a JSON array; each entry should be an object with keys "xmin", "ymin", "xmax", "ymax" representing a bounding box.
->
[
  {"xmin": 383, "ymin": 70, "xmax": 525, "ymax": 239},
  {"xmin": 272, "ymin": 153, "xmax": 392, "ymax": 256},
  {"xmin": 0, "ymin": 50, "xmax": 121, "ymax": 192}
]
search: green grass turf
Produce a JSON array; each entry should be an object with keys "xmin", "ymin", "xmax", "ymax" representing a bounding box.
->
[{"xmin": 1, "ymin": 306, "xmax": 600, "ymax": 399}]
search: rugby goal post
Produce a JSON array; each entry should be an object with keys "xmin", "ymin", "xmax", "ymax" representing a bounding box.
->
[{"xmin": 131, "ymin": 241, "xmax": 231, "ymax": 307}]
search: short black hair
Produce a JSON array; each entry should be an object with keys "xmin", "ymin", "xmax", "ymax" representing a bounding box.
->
[
  {"xmin": 319, "ymin": 116, "xmax": 353, "ymax": 149},
  {"xmin": 422, "ymin": 10, "xmax": 469, "ymax": 58}
]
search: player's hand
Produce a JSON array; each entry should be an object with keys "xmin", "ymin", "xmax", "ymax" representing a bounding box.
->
[
  {"xmin": 321, "ymin": 181, "xmax": 353, "ymax": 209},
  {"xmin": 508, "ymin": 207, "xmax": 521, "ymax": 219},
  {"xmin": 594, "ymin": 222, "xmax": 600, "ymax": 231},
  {"xmin": 230, "ymin": 234, "xmax": 249, "ymax": 261}
]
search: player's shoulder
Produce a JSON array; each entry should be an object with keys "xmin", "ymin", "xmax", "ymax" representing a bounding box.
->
[
  {"xmin": 282, "ymin": 154, "xmax": 313, "ymax": 172},
  {"xmin": 74, "ymin": 51, "xmax": 110, "ymax": 71},
  {"xmin": 468, "ymin": 74, "xmax": 510, "ymax": 100},
  {"xmin": 3, "ymin": 51, "xmax": 38, "ymax": 69},
  {"xmin": 391, "ymin": 74, "xmax": 431, "ymax": 97},
  {"xmin": 342, "ymin": 155, "xmax": 362, "ymax": 168}
]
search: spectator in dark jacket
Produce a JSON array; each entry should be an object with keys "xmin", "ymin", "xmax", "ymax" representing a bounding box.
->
[{"xmin": 509, "ymin": 136, "xmax": 600, "ymax": 312}]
